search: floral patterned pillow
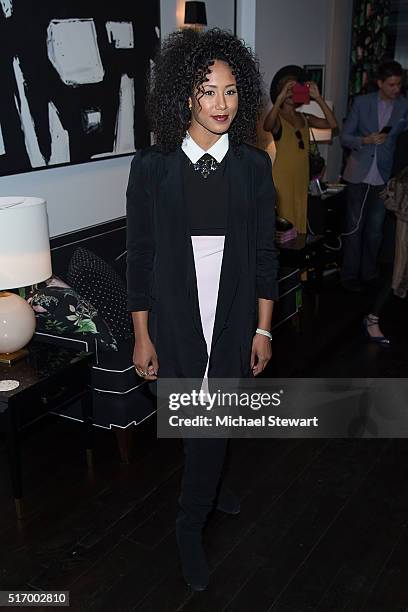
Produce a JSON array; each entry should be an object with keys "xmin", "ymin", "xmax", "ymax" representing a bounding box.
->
[{"xmin": 27, "ymin": 285, "xmax": 118, "ymax": 352}]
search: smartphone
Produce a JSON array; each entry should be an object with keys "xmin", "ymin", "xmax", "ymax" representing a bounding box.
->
[
  {"xmin": 380, "ymin": 125, "xmax": 392, "ymax": 134},
  {"xmin": 292, "ymin": 82, "xmax": 310, "ymax": 105}
]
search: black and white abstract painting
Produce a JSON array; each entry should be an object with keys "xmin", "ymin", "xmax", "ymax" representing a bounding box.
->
[{"xmin": 0, "ymin": 1, "xmax": 160, "ymax": 176}]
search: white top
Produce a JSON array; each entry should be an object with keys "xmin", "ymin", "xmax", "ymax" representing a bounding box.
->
[{"xmin": 181, "ymin": 132, "xmax": 229, "ymax": 163}]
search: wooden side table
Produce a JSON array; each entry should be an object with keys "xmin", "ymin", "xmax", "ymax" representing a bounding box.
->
[{"xmin": 0, "ymin": 341, "xmax": 93, "ymax": 518}]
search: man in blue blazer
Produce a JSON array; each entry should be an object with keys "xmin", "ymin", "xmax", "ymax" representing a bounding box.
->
[{"xmin": 340, "ymin": 60, "xmax": 408, "ymax": 292}]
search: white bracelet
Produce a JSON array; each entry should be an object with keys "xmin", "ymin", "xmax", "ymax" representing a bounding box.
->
[{"xmin": 256, "ymin": 328, "xmax": 272, "ymax": 341}]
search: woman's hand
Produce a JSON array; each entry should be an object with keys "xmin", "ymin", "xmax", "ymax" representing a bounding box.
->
[
  {"xmin": 250, "ymin": 334, "xmax": 272, "ymax": 376},
  {"xmin": 133, "ymin": 337, "xmax": 159, "ymax": 381},
  {"xmin": 276, "ymin": 80, "xmax": 296, "ymax": 106},
  {"xmin": 307, "ymin": 81, "xmax": 321, "ymax": 101}
]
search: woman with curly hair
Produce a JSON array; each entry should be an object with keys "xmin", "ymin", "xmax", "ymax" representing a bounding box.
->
[{"xmin": 126, "ymin": 28, "xmax": 278, "ymax": 591}]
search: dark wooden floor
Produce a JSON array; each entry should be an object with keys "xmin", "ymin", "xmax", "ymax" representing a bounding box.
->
[{"xmin": 1, "ymin": 277, "xmax": 407, "ymax": 612}]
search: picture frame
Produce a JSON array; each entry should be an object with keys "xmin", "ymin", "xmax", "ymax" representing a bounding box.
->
[
  {"xmin": 303, "ymin": 65, "xmax": 325, "ymax": 96},
  {"xmin": 0, "ymin": 1, "xmax": 160, "ymax": 177}
]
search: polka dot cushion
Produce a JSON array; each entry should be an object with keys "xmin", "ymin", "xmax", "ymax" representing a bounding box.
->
[{"xmin": 68, "ymin": 247, "xmax": 132, "ymax": 342}]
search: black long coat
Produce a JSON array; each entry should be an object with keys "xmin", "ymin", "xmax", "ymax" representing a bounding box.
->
[{"xmin": 126, "ymin": 143, "xmax": 279, "ymax": 379}]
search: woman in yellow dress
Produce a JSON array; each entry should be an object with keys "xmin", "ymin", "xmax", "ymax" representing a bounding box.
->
[{"xmin": 264, "ymin": 65, "xmax": 337, "ymax": 233}]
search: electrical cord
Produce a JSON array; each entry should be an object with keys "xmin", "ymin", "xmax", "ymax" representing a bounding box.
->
[{"xmin": 307, "ymin": 183, "xmax": 371, "ymax": 251}]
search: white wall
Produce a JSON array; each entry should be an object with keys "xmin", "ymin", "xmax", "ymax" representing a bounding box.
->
[
  {"xmin": 255, "ymin": 0, "xmax": 331, "ymax": 99},
  {"xmin": 236, "ymin": 0, "xmax": 256, "ymax": 51},
  {"xmin": 0, "ymin": 156, "xmax": 131, "ymax": 237},
  {"xmin": 324, "ymin": 0, "xmax": 353, "ymax": 180},
  {"xmin": 254, "ymin": 0, "xmax": 353, "ymax": 181}
]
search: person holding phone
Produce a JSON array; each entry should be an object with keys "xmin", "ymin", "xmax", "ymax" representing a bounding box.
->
[
  {"xmin": 340, "ymin": 60, "xmax": 408, "ymax": 293},
  {"xmin": 263, "ymin": 65, "xmax": 337, "ymax": 233}
]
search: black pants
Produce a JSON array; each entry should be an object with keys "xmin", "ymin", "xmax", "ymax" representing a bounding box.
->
[
  {"xmin": 341, "ymin": 183, "xmax": 386, "ymax": 282},
  {"xmin": 178, "ymin": 437, "xmax": 228, "ymax": 529},
  {"xmin": 370, "ymin": 212, "xmax": 396, "ymax": 317},
  {"xmin": 370, "ymin": 278, "xmax": 392, "ymax": 317}
]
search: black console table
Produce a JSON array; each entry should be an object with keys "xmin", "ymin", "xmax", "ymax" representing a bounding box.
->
[
  {"xmin": 307, "ymin": 188, "xmax": 346, "ymax": 250},
  {"xmin": 278, "ymin": 233, "xmax": 328, "ymax": 319},
  {"xmin": 0, "ymin": 342, "xmax": 93, "ymax": 518},
  {"xmin": 278, "ymin": 233, "xmax": 326, "ymax": 274}
]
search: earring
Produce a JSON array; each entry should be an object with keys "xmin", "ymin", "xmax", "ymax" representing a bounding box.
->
[{"xmin": 188, "ymin": 100, "xmax": 192, "ymax": 110}]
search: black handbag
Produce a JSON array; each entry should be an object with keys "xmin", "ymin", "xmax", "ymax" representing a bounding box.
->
[{"xmin": 309, "ymin": 128, "xmax": 325, "ymax": 179}]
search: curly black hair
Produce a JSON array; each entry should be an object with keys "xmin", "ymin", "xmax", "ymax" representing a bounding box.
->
[{"xmin": 148, "ymin": 28, "xmax": 263, "ymax": 152}]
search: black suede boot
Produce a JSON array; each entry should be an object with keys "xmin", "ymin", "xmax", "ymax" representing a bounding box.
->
[
  {"xmin": 176, "ymin": 437, "xmax": 229, "ymax": 590},
  {"xmin": 176, "ymin": 510, "xmax": 209, "ymax": 591},
  {"xmin": 216, "ymin": 485, "xmax": 241, "ymax": 515}
]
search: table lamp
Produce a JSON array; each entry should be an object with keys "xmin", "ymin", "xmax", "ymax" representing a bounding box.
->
[{"xmin": 0, "ymin": 197, "xmax": 52, "ymax": 364}]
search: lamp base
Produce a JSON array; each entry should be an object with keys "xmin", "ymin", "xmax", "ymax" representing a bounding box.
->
[
  {"xmin": 0, "ymin": 348, "xmax": 29, "ymax": 365},
  {"xmin": 0, "ymin": 292, "xmax": 36, "ymax": 358}
]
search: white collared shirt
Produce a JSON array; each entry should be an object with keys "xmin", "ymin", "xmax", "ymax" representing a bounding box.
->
[{"xmin": 181, "ymin": 131, "xmax": 229, "ymax": 164}]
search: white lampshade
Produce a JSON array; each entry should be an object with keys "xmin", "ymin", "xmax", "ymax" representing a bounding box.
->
[
  {"xmin": 297, "ymin": 100, "xmax": 334, "ymax": 142},
  {"xmin": 0, "ymin": 197, "xmax": 52, "ymax": 290}
]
